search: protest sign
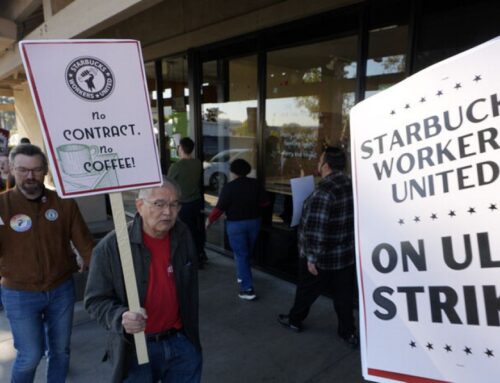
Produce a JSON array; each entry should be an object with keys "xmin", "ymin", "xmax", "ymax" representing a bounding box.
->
[
  {"xmin": 19, "ymin": 39, "xmax": 162, "ymax": 198},
  {"xmin": 20, "ymin": 39, "xmax": 163, "ymax": 364},
  {"xmin": 350, "ymin": 37, "xmax": 500, "ymax": 382}
]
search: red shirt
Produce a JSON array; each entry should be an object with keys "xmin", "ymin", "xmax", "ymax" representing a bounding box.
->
[{"xmin": 142, "ymin": 232, "xmax": 183, "ymax": 333}]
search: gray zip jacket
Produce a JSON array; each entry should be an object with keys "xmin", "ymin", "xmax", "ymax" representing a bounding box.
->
[{"xmin": 84, "ymin": 214, "xmax": 200, "ymax": 383}]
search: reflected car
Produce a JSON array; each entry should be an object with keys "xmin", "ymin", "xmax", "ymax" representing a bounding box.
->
[{"xmin": 203, "ymin": 148, "xmax": 255, "ymax": 190}]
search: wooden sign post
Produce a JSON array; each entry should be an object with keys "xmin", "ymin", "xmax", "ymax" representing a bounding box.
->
[{"xmin": 109, "ymin": 192, "xmax": 148, "ymax": 364}]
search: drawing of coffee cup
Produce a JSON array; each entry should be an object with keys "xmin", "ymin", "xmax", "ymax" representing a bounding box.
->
[{"xmin": 57, "ymin": 144, "xmax": 98, "ymax": 176}]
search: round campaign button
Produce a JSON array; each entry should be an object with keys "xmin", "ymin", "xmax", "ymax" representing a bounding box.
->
[
  {"xmin": 10, "ymin": 214, "xmax": 32, "ymax": 232},
  {"xmin": 45, "ymin": 209, "xmax": 59, "ymax": 221}
]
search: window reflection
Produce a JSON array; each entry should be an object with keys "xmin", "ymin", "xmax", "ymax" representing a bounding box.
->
[
  {"xmin": 202, "ymin": 56, "xmax": 258, "ymax": 249},
  {"xmin": 160, "ymin": 57, "xmax": 190, "ymax": 161},
  {"xmin": 265, "ymin": 37, "xmax": 357, "ymax": 227},
  {"xmin": 365, "ymin": 25, "xmax": 408, "ymax": 98}
]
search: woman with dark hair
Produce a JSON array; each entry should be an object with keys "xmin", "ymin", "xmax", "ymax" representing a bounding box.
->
[{"xmin": 206, "ymin": 158, "xmax": 267, "ymax": 300}]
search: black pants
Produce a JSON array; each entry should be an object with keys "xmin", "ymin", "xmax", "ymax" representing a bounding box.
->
[
  {"xmin": 179, "ymin": 198, "xmax": 206, "ymax": 257},
  {"xmin": 288, "ymin": 258, "xmax": 355, "ymax": 338}
]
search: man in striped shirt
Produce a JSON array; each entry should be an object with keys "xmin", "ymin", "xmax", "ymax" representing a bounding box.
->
[{"xmin": 278, "ymin": 146, "xmax": 358, "ymax": 348}]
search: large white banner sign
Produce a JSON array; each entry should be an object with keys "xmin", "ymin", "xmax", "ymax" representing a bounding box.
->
[
  {"xmin": 350, "ymin": 37, "xmax": 500, "ymax": 383},
  {"xmin": 20, "ymin": 40, "xmax": 162, "ymax": 197}
]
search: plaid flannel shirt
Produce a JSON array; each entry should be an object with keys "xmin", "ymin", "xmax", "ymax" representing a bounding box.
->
[{"xmin": 298, "ymin": 171, "xmax": 354, "ymax": 270}]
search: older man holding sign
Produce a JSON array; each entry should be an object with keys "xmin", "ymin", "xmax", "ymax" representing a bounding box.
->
[{"xmin": 84, "ymin": 177, "xmax": 201, "ymax": 382}]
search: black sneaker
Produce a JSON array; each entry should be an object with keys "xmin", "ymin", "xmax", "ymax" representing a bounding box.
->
[
  {"xmin": 277, "ymin": 314, "xmax": 302, "ymax": 332},
  {"xmin": 340, "ymin": 333, "xmax": 359, "ymax": 349},
  {"xmin": 238, "ymin": 289, "xmax": 257, "ymax": 301}
]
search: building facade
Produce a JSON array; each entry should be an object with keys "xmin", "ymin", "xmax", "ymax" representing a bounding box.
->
[{"xmin": 0, "ymin": 0, "xmax": 498, "ymax": 278}]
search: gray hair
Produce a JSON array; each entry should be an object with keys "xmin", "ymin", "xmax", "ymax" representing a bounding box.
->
[
  {"xmin": 9, "ymin": 143, "xmax": 48, "ymax": 168},
  {"xmin": 137, "ymin": 176, "xmax": 181, "ymax": 200}
]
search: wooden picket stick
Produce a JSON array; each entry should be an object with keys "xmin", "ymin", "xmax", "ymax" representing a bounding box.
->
[{"xmin": 109, "ymin": 192, "xmax": 149, "ymax": 365}]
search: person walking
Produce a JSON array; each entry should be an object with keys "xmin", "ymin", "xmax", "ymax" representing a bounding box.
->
[
  {"xmin": 167, "ymin": 137, "xmax": 207, "ymax": 268},
  {"xmin": 206, "ymin": 158, "xmax": 267, "ymax": 300},
  {"xmin": 0, "ymin": 143, "xmax": 94, "ymax": 382},
  {"xmin": 277, "ymin": 146, "xmax": 358, "ymax": 347},
  {"xmin": 85, "ymin": 177, "xmax": 202, "ymax": 383}
]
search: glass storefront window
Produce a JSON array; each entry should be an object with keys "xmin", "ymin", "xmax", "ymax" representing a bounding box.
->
[
  {"xmin": 159, "ymin": 56, "xmax": 190, "ymax": 162},
  {"xmin": 202, "ymin": 56, "xmax": 258, "ymax": 249},
  {"xmin": 123, "ymin": 62, "xmax": 158, "ymax": 214},
  {"xmin": 0, "ymin": 97, "xmax": 16, "ymax": 134},
  {"xmin": 365, "ymin": 25, "xmax": 408, "ymax": 98},
  {"xmin": 265, "ymin": 37, "xmax": 357, "ymax": 219},
  {"xmin": 123, "ymin": 58, "xmax": 190, "ymax": 216},
  {"xmin": 263, "ymin": 36, "xmax": 357, "ymax": 273}
]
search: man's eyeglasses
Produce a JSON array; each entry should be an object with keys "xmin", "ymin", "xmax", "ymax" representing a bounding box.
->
[
  {"xmin": 14, "ymin": 167, "xmax": 45, "ymax": 176},
  {"xmin": 144, "ymin": 199, "xmax": 181, "ymax": 211}
]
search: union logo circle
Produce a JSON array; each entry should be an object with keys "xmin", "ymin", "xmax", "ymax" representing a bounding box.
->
[
  {"xmin": 45, "ymin": 209, "xmax": 59, "ymax": 221},
  {"xmin": 65, "ymin": 56, "xmax": 115, "ymax": 101}
]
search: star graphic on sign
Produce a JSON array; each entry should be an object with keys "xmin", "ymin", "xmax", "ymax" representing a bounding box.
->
[
  {"xmin": 405, "ymin": 104, "xmax": 410, "ymax": 109},
  {"xmin": 390, "ymin": 110, "xmax": 396, "ymax": 115},
  {"xmin": 436, "ymin": 90, "xmax": 443, "ymax": 96},
  {"xmin": 444, "ymin": 345, "xmax": 452, "ymax": 352},
  {"xmin": 409, "ymin": 341, "xmax": 416, "ymax": 348},
  {"xmin": 485, "ymin": 349, "xmax": 494, "ymax": 358},
  {"xmin": 468, "ymin": 207, "xmax": 476, "ymax": 214},
  {"xmin": 464, "ymin": 346, "xmax": 472, "ymax": 355},
  {"xmin": 398, "ymin": 219, "xmax": 404, "ymax": 225},
  {"xmin": 489, "ymin": 203, "xmax": 498, "ymax": 211},
  {"xmin": 414, "ymin": 216, "xmax": 420, "ymax": 223},
  {"xmin": 448, "ymin": 210, "xmax": 456, "ymax": 217},
  {"xmin": 426, "ymin": 342, "xmax": 434, "ymax": 350},
  {"xmin": 473, "ymin": 75, "xmax": 482, "ymax": 82},
  {"xmin": 430, "ymin": 213, "xmax": 438, "ymax": 220},
  {"xmin": 454, "ymin": 83, "xmax": 462, "ymax": 89},
  {"xmin": 419, "ymin": 97, "xmax": 426, "ymax": 103}
]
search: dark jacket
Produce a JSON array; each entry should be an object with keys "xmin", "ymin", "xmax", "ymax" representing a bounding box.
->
[
  {"xmin": 298, "ymin": 171, "xmax": 354, "ymax": 270},
  {"xmin": 215, "ymin": 176, "xmax": 266, "ymax": 221},
  {"xmin": 0, "ymin": 187, "xmax": 93, "ymax": 291},
  {"xmin": 84, "ymin": 214, "xmax": 200, "ymax": 383}
]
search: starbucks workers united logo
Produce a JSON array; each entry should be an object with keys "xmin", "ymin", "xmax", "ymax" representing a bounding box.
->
[{"xmin": 65, "ymin": 57, "xmax": 114, "ymax": 101}]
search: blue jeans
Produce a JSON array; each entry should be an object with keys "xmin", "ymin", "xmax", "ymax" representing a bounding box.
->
[
  {"xmin": 1, "ymin": 278, "xmax": 75, "ymax": 383},
  {"xmin": 124, "ymin": 332, "xmax": 202, "ymax": 383},
  {"xmin": 226, "ymin": 218, "xmax": 261, "ymax": 291}
]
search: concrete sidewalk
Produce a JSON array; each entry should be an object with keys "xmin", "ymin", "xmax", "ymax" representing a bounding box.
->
[{"xmin": 0, "ymin": 252, "xmax": 368, "ymax": 382}]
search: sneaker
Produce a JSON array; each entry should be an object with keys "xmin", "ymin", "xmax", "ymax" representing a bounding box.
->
[
  {"xmin": 277, "ymin": 314, "xmax": 302, "ymax": 332},
  {"xmin": 238, "ymin": 289, "xmax": 257, "ymax": 301},
  {"xmin": 340, "ymin": 333, "xmax": 359, "ymax": 349}
]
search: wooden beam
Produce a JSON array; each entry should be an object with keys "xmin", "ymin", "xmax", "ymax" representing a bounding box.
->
[
  {"xmin": 0, "ymin": 88, "xmax": 14, "ymax": 97},
  {"xmin": 0, "ymin": 17, "xmax": 17, "ymax": 45},
  {"xmin": 0, "ymin": 104, "xmax": 15, "ymax": 111},
  {"xmin": 0, "ymin": 0, "xmax": 162, "ymax": 81},
  {"xmin": 0, "ymin": 0, "xmax": 42, "ymax": 22},
  {"xmin": 42, "ymin": 0, "xmax": 53, "ymax": 21}
]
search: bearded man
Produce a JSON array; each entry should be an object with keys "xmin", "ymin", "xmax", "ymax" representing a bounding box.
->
[{"xmin": 0, "ymin": 143, "xmax": 93, "ymax": 382}]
